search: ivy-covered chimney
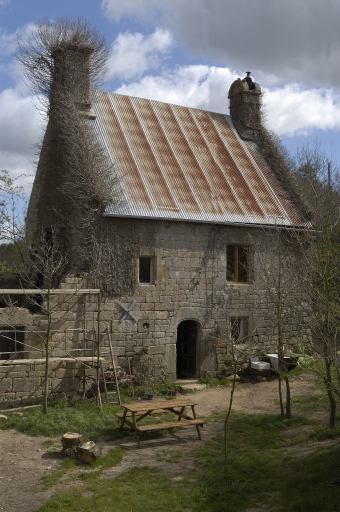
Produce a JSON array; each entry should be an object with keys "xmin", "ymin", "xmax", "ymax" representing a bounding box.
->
[
  {"xmin": 228, "ymin": 72, "xmax": 262, "ymax": 141},
  {"xmin": 50, "ymin": 42, "xmax": 94, "ymax": 111}
]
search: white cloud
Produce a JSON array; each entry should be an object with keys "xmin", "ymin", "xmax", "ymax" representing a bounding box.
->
[
  {"xmin": 108, "ymin": 28, "xmax": 173, "ymax": 80},
  {"xmin": 101, "ymin": 0, "xmax": 156, "ymax": 22},
  {"xmin": 265, "ymin": 85, "xmax": 340, "ymax": 137},
  {"xmin": 0, "ymin": 23, "xmax": 42, "ymax": 191},
  {"xmin": 0, "ymin": 88, "xmax": 44, "ymax": 191},
  {"xmin": 114, "ymin": 65, "xmax": 340, "ymax": 138},
  {"xmin": 102, "ymin": 0, "xmax": 340, "ymax": 89},
  {"xmin": 0, "ymin": 152, "xmax": 35, "ymax": 192},
  {"xmin": 115, "ymin": 65, "xmax": 238, "ymax": 112},
  {"xmin": 0, "ymin": 23, "xmax": 36, "ymax": 57}
]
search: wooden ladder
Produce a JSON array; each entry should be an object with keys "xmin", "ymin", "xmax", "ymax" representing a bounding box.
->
[{"xmin": 100, "ymin": 329, "xmax": 121, "ymax": 405}]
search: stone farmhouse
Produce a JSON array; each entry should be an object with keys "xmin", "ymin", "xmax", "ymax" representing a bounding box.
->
[{"xmin": 0, "ymin": 45, "xmax": 309, "ymax": 405}]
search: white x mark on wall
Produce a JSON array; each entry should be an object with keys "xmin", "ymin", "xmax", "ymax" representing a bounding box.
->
[{"xmin": 118, "ymin": 300, "xmax": 138, "ymax": 323}]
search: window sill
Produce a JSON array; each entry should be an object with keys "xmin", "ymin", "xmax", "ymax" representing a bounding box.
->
[{"xmin": 226, "ymin": 282, "xmax": 250, "ymax": 286}]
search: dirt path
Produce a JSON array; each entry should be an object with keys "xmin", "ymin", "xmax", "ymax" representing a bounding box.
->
[
  {"xmin": 0, "ymin": 374, "xmax": 329, "ymax": 512},
  {"xmin": 0, "ymin": 431, "xmax": 60, "ymax": 512}
]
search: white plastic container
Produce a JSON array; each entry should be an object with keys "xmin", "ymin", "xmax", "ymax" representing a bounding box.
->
[
  {"xmin": 266, "ymin": 354, "xmax": 279, "ymax": 371},
  {"xmin": 251, "ymin": 361, "xmax": 270, "ymax": 370}
]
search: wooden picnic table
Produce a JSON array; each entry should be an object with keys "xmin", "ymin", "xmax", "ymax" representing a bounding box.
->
[{"xmin": 117, "ymin": 398, "xmax": 204, "ymax": 448}]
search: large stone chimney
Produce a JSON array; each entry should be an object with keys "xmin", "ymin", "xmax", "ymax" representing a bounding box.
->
[
  {"xmin": 50, "ymin": 42, "xmax": 94, "ymax": 113},
  {"xmin": 26, "ymin": 42, "xmax": 97, "ymax": 274},
  {"xmin": 228, "ymin": 72, "xmax": 262, "ymax": 141}
]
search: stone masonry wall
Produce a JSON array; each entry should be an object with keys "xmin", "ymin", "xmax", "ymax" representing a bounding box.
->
[
  {"xmin": 0, "ymin": 281, "xmax": 98, "ymax": 408},
  {"xmin": 0, "ymin": 358, "xmax": 96, "ymax": 410},
  {"xmin": 0, "ymin": 220, "xmax": 306, "ymax": 401},
  {"xmin": 97, "ymin": 218, "xmax": 305, "ymax": 380}
]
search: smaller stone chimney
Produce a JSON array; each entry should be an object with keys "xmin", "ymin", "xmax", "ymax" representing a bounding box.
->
[{"xmin": 228, "ymin": 72, "xmax": 262, "ymax": 141}]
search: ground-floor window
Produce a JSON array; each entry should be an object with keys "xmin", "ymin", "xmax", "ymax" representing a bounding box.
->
[
  {"xmin": 230, "ymin": 317, "xmax": 249, "ymax": 343},
  {"xmin": 0, "ymin": 326, "xmax": 24, "ymax": 359}
]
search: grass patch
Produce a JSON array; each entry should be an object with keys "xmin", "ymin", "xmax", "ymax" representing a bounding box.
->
[
  {"xmin": 279, "ymin": 443, "xmax": 340, "ymax": 511},
  {"xmin": 291, "ymin": 393, "xmax": 329, "ymax": 411},
  {"xmin": 0, "ymin": 397, "xmax": 196, "ymax": 440},
  {"xmin": 39, "ymin": 467, "xmax": 191, "ymax": 512},
  {"xmin": 41, "ymin": 447, "xmax": 125, "ymax": 489},
  {"xmin": 41, "ymin": 412, "xmax": 322, "ymax": 512},
  {"xmin": 1, "ymin": 400, "xmax": 126, "ymax": 441},
  {"xmin": 41, "ymin": 457, "xmax": 76, "ymax": 490},
  {"xmin": 157, "ymin": 448, "xmax": 186, "ymax": 463},
  {"xmin": 309, "ymin": 425, "xmax": 340, "ymax": 441},
  {"xmin": 199, "ymin": 377, "xmax": 232, "ymax": 387},
  {"xmin": 187, "ymin": 413, "xmax": 340, "ymax": 512},
  {"xmin": 288, "ymin": 364, "xmax": 306, "ymax": 377},
  {"xmin": 119, "ymin": 381, "xmax": 189, "ymax": 399},
  {"xmin": 81, "ymin": 446, "xmax": 125, "ymax": 473},
  {"xmin": 5, "ymin": 390, "xmax": 340, "ymax": 512},
  {"xmin": 41, "ymin": 439, "xmax": 57, "ymax": 448}
]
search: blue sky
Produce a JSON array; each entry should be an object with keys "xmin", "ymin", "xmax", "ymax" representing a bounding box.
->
[{"xmin": 1, "ymin": 0, "xmax": 340, "ymax": 193}]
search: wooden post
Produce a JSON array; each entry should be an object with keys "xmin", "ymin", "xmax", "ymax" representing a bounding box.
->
[
  {"xmin": 82, "ymin": 293, "xmax": 87, "ymax": 398},
  {"xmin": 100, "ymin": 360, "xmax": 109, "ymax": 403},
  {"xmin": 96, "ymin": 292, "xmax": 101, "ymax": 408},
  {"xmin": 108, "ymin": 323, "xmax": 121, "ymax": 405},
  {"xmin": 128, "ymin": 357, "xmax": 134, "ymax": 398}
]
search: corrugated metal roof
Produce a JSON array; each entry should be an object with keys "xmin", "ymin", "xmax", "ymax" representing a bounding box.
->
[{"xmin": 91, "ymin": 90, "xmax": 307, "ymax": 228}]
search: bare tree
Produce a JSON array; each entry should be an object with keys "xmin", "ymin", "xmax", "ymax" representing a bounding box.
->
[
  {"xmin": 256, "ymin": 228, "xmax": 304, "ymax": 418},
  {"xmin": 291, "ymin": 143, "xmax": 340, "ymax": 428},
  {"xmin": 0, "ymin": 170, "xmax": 27, "ymax": 269},
  {"xmin": 223, "ymin": 322, "xmax": 260, "ymax": 470},
  {"xmin": 16, "ymin": 17, "xmax": 109, "ymax": 115},
  {"xmin": 24, "ymin": 230, "xmax": 66, "ymax": 414}
]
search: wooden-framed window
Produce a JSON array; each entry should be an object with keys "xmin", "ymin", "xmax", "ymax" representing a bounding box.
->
[
  {"xmin": 0, "ymin": 326, "xmax": 24, "ymax": 360},
  {"xmin": 139, "ymin": 257, "xmax": 153, "ymax": 284},
  {"xmin": 230, "ymin": 317, "xmax": 249, "ymax": 344},
  {"xmin": 226, "ymin": 245, "xmax": 249, "ymax": 283}
]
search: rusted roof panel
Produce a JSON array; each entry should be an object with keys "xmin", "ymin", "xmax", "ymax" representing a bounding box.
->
[{"xmin": 91, "ymin": 91, "xmax": 306, "ymax": 227}]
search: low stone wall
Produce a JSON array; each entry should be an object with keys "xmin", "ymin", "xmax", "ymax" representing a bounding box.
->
[{"xmin": 0, "ymin": 357, "xmax": 97, "ymax": 410}]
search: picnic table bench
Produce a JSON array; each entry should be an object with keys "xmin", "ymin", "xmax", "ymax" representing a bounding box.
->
[{"xmin": 116, "ymin": 398, "xmax": 204, "ymax": 447}]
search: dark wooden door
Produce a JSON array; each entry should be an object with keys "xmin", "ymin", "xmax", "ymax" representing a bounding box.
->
[{"xmin": 176, "ymin": 320, "xmax": 197, "ymax": 378}]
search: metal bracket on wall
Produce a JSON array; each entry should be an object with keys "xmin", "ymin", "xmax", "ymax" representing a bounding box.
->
[{"xmin": 118, "ymin": 300, "xmax": 138, "ymax": 323}]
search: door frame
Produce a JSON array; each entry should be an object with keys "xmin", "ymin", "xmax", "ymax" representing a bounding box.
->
[{"xmin": 176, "ymin": 319, "xmax": 199, "ymax": 378}]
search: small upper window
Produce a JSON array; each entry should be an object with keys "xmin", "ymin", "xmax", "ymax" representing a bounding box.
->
[
  {"xmin": 139, "ymin": 257, "xmax": 153, "ymax": 284},
  {"xmin": 227, "ymin": 245, "xmax": 249, "ymax": 283}
]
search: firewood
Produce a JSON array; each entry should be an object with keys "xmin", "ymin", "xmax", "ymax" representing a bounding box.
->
[
  {"xmin": 77, "ymin": 441, "xmax": 99, "ymax": 463},
  {"xmin": 61, "ymin": 432, "xmax": 83, "ymax": 457}
]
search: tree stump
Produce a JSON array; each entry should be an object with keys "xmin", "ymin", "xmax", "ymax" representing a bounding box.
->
[
  {"xmin": 77, "ymin": 441, "xmax": 99, "ymax": 463},
  {"xmin": 61, "ymin": 432, "xmax": 83, "ymax": 458}
]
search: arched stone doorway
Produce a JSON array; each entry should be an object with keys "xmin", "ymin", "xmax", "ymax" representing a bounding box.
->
[{"xmin": 176, "ymin": 320, "xmax": 198, "ymax": 378}]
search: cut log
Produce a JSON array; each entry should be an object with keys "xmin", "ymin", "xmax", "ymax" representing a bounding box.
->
[
  {"xmin": 61, "ymin": 432, "xmax": 83, "ymax": 457},
  {"xmin": 77, "ymin": 441, "xmax": 99, "ymax": 463}
]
